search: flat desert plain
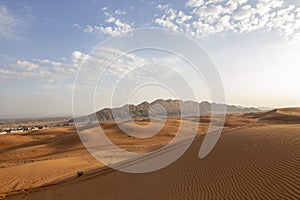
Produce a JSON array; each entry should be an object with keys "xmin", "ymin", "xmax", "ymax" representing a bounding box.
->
[{"xmin": 1, "ymin": 108, "xmax": 300, "ymax": 199}]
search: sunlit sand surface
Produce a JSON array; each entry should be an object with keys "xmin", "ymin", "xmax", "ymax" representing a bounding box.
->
[{"xmin": 1, "ymin": 108, "xmax": 300, "ymax": 199}]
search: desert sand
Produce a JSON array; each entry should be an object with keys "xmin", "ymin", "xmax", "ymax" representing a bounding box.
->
[{"xmin": 1, "ymin": 108, "xmax": 300, "ymax": 199}]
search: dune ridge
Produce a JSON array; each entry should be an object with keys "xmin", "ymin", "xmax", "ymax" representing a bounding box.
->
[{"xmin": 243, "ymin": 108, "xmax": 300, "ymax": 124}]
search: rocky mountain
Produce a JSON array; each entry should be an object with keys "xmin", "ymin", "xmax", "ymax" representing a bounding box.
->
[{"xmin": 79, "ymin": 99, "xmax": 258, "ymax": 122}]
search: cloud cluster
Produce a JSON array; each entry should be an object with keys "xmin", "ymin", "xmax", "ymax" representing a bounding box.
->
[
  {"xmin": 0, "ymin": 51, "xmax": 88, "ymax": 80},
  {"xmin": 84, "ymin": 11, "xmax": 133, "ymax": 36},
  {"xmin": 155, "ymin": 0, "xmax": 300, "ymax": 40},
  {"xmin": 0, "ymin": 48, "xmax": 152, "ymax": 84},
  {"xmin": 76, "ymin": 47, "xmax": 149, "ymax": 86},
  {"xmin": 0, "ymin": 5, "xmax": 22, "ymax": 38}
]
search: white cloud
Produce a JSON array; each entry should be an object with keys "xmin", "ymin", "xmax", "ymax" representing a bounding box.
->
[
  {"xmin": 0, "ymin": 69, "xmax": 17, "ymax": 78},
  {"xmin": 157, "ymin": 4, "xmax": 170, "ymax": 11},
  {"xmin": 115, "ymin": 9, "xmax": 126, "ymax": 15},
  {"xmin": 192, "ymin": 5, "xmax": 224, "ymax": 18},
  {"xmin": 0, "ymin": 51, "xmax": 88, "ymax": 80},
  {"xmin": 256, "ymin": 0, "xmax": 283, "ymax": 16},
  {"xmin": 72, "ymin": 50, "xmax": 87, "ymax": 60},
  {"xmin": 84, "ymin": 12, "xmax": 132, "ymax": 36},
  {"xmin": 155, "ymin": 18, "xmax": 179, "ymax": 32},
  {"xmin": 155, "ymin": 0, "xmax": 300, "ymax": 40},
  {"xmin": 233, "ymin": 5, "xmax": 253, "ymax": 20},
  {"xmin": 101, "ymin": 7, "xmax": 108, "ymax": 11},
  {"xmin": 0, "ymin": 5, "xmax": 21, "ymax": 38},
  {"xmin": 87, "ymin": 47, "xmax": 148, "ymax": 79},
  {"xmin": 83, "ymin": 25, "xmax": 94, "ymax": 33},
  {"xmin": 155, "ymin": 7, "xmax": 193, "ymax": 33},
  {"xmin": 84, "ymin": 25, "xmax": 132, "ymax": 37},
  {"xmin": 72, "ymin": 50, "xmax": 89, "ymax": 67},
  {"xmin": 72, "ymin": 23, "xmax": 81, "ymax": 29},
  {"xmin": 176, "ymin": 10, "xmax": 193, "ymax": 23},
  {"xmin": 216, "ymin": 15, "xmax": 233, "ymax": 31},
  {"xmin": 0, "ymin": 49, "xmax": 148, "ymax": 82},
  {"xmin": 106, "ymin": 16, "xmax": 115, "ymax": 23},
  {"xmin": 33, "ymin": 59, "xmax": 63, "ymax": 67},
  {"xmin": 185, "ymin": 0, "xmax": 205, "ymax": 8},
  {"xmin": 14, "ymin": 60, "xmax": 40, "ymax": 71}
]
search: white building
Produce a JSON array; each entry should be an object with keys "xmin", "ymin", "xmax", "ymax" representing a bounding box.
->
[{"xmin": 11, "ymin": 130, "xmax": 24, "ymax": 133}]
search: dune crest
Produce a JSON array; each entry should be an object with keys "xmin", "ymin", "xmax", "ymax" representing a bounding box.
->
[{"xmin": 243, "ymin": 108, "xmax": 300, "ymax": 124}]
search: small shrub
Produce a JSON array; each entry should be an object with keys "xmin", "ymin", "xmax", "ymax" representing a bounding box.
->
[{"xmin": 77, "ymin": 171, "xmax": 83, "ymax": 177}]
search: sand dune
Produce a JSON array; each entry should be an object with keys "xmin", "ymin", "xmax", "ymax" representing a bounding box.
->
[
  {"xmin": 243, "ymin": 108, "xmax": 300, "ymax": 124},
  {"xmin": 0, "ymin": 127, "xmax": 102, "ymax": 198},
  {"xmin": 1, "ymin": 110, "xmax": 300, "ymax": 199}
]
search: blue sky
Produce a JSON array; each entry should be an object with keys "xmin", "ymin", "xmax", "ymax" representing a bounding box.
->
[{"xmin": 0, "ymin": 0, "xmax": 300, "ymax": 118}]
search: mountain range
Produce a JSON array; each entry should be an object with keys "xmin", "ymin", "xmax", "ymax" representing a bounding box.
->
[{"xmin": 74, "ymin": 99, "xmax": 259, "ymax": 122}]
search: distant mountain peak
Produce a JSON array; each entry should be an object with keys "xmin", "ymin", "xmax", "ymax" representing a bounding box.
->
[{"xmin": 88, "ymin": 99, "xmax": 259, "ymax": 122}]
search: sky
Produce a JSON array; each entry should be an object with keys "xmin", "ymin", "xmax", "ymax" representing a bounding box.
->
[{"xmin": 0, "ymin": 0, "xmax": 300, "ymax": 118}]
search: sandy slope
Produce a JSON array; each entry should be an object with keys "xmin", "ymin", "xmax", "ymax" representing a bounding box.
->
[
  {"xmin": 1, "ymin": 110, "xmax": 300, "ymax": 199},
  {"xmin": 242, "ymin": 108, "xmax": 300, "ymax": 124},
  {"xmin": 0, "ymin": 119, "xmax": 208, "ymax": 198},
  {"xmin": 0, "ymin": 127, "xmax": 102, "ymax": 198}
]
